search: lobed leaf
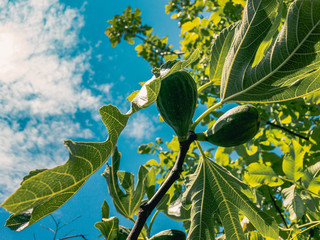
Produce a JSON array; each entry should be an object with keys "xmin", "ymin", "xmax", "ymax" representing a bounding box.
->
[
  {"xmin": 183, "ymin": 157, "xmax": 278, "ymax": 240},
  {"xmin": 221, "ymin": 0, "xmax": 320, "ymax": 103},
  {"xmin": 102, "ymin": 147, "xmax": 148, "ymax": 219},
  {"xmin": 95, "ymin": 216, "xmax": 119, "ymax": 240},
  {"xmin": 1, "ymin": 51, "xmax": 200, "ymax": 230}
]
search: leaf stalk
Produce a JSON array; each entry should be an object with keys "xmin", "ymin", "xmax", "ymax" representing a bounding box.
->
[{"xmin": 191, "ymin": 101, "xmax": 223, "ymax": 130}]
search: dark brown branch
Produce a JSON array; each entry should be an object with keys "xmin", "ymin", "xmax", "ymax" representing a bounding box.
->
[
  {"xmin": 127, "ymin": 131, "xmax": 197, "ymax": 240},
  {"xmin": 268, "ymin": 187, "xmax": 288, "ymax": 229},
  {"xmin": 266, "ymin": 120, "xmax": 309, "ymax": 141}
]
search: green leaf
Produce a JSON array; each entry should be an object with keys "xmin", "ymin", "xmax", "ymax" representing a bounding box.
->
[
  {"xmin": 251, "ymin": 1, "xmax": 283, "ymax": 67},
  {"xmin": 282, "ymin": 185, "xmax": 306, "ymax": 221},
  {"xmin": 4, "ymin": 210, "xmax": 31, "ymax": 231},
  {"xmin": 221, "ymin": 0, "xmax": 320, "ymax": 103},
  {"xmin": 144, "ymin": 167, "xmax": 157, "ymax": 199},
  {"xmin": 282, "ymin": 140, "xmax": 306, "ymax": 182},
  {"xmin": 1, "ymin": 52, "xmax": 200, "ymax": 230},
  {"xmin": 215, "ymin": 147, "xmax": 231, "ymax": 166},
  {"xmin": 165, "ymin": 195, "xmax": 191, "ymax": 221},
  {"xmin": 103, "ymin": 147, "xmax": 148, "ymax": 219},
  {"xmin": 20, "ymin": 169, "xmax": 47, "ymax": 184},
  {"xmin": 210, "ymin": 22, "xmax": 239, "ymax": 85},
  {"xmin": 244, "ymin": 162, "xmax": 284, "ymax": 187},
  {"xmin": 245, "ymin": 231, "xmax": 264, "ymax": 240},
  {"xmin": 183, "ymin": 157, "xmax": 278, "ymax": 240},
  {"xmin": 95, "ymin": 200, "xmax": 131, "ymax": 240},
  {"xmin": 101, "ymin": 200, "xmax": 109, "ymax": 219},
  {"xmin": 95, "ymin": 216, "xmax": 119, "ymax": 240},
  {"xmin": 2, "ymin": 104, "xmax": 130, "ymax": 230},
  {"xmin": 301, "ymin": 162, "xmax": 320, "ymax": 189},
  {"xmin": 181, "ymin": 21, "xmax": 196, "ymax": 33},
  {"xmin": 307, "ymin": 175, "xmax": 320, "ymax": 196},
  {"xmin": 164, "ymin": 50, "xmax": 200, "ymax": 77}
]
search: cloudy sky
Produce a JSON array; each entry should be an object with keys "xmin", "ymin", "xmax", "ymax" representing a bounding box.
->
[{"xmin": 0, "ymin": 0, "xmax": 182, "ymax": 239}]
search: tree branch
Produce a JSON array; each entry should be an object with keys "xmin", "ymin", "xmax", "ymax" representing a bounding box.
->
[
  {"xmin": 127, "ymin": 131, "xmax": 197, "ymax": 240},
  {"xmin": 266, "ymin": 120, "xmax": 309, "ymax": 141},
  {"xmin": 268, "ymin": 187, "xmax": 288, "ymax": 229}
]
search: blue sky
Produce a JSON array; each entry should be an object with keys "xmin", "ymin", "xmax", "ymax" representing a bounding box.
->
[{"xmin": 0, "ymin": 0, "xmax": 185, "ymax": 239}]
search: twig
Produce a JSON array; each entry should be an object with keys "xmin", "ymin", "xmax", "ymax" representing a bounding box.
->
[
  {"xmin": 39, "ymin": 215, "xmax": 84, "ymax": 240},
  {"xmin": 58, "ymin": 235, "xmax": 88, "ymax": 240},
  {"xmin": 49, "ymin": 214, "xmax": 59, "ymax": 240},
  {"xmin": 40, "ymin": 224, "xmax": 55, "ymax": 234},
  {"xmin": 268, "ymin": 188, "xmax": 288, "ymax": 228},
  {"xmin": 59, "ymin": 216, "xmax": 82, "ymax": 231},
  {"xmin": 127, "ymin": 131, "xmax": 197, "ymax": 240},
  {"xmin": 133, "ymin": 34, "xmax": 184, "ymax": 56},
  {"xmin": 266, "ymin": 120, "xmax": 309, "ymax": 141}
]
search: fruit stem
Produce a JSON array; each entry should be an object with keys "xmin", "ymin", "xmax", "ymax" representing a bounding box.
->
[
  {"xmin": 197, "ymin": 81, "xmax": 212, "ymax": 93},
  {"xmin": 195, "ymin": 133, "xmax": 207, "ymax": 141},
  {"xmin": 191, "ymin": 101, "xmax": 223, "ymax": 130}
]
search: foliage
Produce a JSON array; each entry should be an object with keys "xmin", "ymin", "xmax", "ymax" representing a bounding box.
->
[{"xmin": 3, "ymin": 0, "xmax": 320, "ymax": 240}]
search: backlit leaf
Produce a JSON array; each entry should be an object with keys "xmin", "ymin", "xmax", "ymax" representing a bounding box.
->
[
  {"xmin": 282, "ymin": 140, "xmax": 305, "ymax": 182},
  {"xmin": 210, "ymin": 22, "xmax": 239, "ymax": 85},
  {"xmin": 183, "ymin": 157, "xmax": 278, "ymax": 240},
  {"xmin": 103, "ymin": 147, "xmax": 148, "ymax": 219},
  {"xmin": 282, "ymin": 185, "xmax": 306, "ymax": 221},
  {"xmin": 2, "ymin": 51, "xmax": 200, "ymax": 230},
  {"xmin": 244, "ymin": 162, "xmax": 284, "ymax": 187},
  {"xmin": 221, "ymin": 0, "xmax": 320, "ymax": 103}
]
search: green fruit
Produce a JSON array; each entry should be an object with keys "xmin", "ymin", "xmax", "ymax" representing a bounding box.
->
[
  {"xmin": 203, "ymin": 105, "xmax": 260, "ymax": 147},
  {"xmin": 150, "ymin": 229, "xmax": 186, "ymax": 240},
  {"xmin": 156, "ymin": 70, "xmax": 197, "ymax": 140}
]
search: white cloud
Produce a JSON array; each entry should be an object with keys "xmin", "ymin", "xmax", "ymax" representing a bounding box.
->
[
  {"xmin": 123, "ymin": 113, "xmax": 156, "ymax": 140},
  {"xmin": 0, "ymin": 0, "xmax": 101, "ymax": 200}
]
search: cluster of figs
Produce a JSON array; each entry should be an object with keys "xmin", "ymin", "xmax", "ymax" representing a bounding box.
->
[{"xmin": 156, "ymin": 67, "xmax": 260, "ymax": 146}]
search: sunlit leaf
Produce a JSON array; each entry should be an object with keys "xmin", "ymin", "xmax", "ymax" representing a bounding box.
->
[
  {"xmin": 244, "ymin": 162, "xmax": 284, "ymax": 187},
  {"xmin": 210, "ymin": 22, "xmax": 239, "ymax": 85},
  {"xmin": 215, "ymin": 147, "xmax": 231, "ymax": 166},
  {"xmin": 307, "ymin": 176, "xmax": 320, "ymax": 196},
  {"xmin": 245, "ymin": 231, "xmax": 264, "ymax": 240},
  {"xmin": 101, "ymin": 200, "xmax": 109, "ymax": 219},
  {"xmin": 282, "ymin": 185, "xmax": 306, "ymax": 221},
  {"xmin": 183, "ymin": 157, "xmax": 278, "ymax": 240},
  {"xmin": 282, "ymin": 140, "xmax": 305, "ymax": 182},
  {"xmin": 95, "ymin": 216, "xmax": 119, "ymax": 240},
  {"xmin": 221, "ymin": 0, "xmax": 320, "ymax": 103},
  {"xmin": 301, "ymin": 162, "xmax": 320, "ymax": 189},
  {"xmin": 251, "ymin": 1, "xmax": 283, "ymax": 67},
  {"xmin": 1, "ymin": 51, "xmax": 200, "ymax": 229},
  {"xmin": 103, "ymin": 147, "xmax": 148, "ymax": 219}
]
